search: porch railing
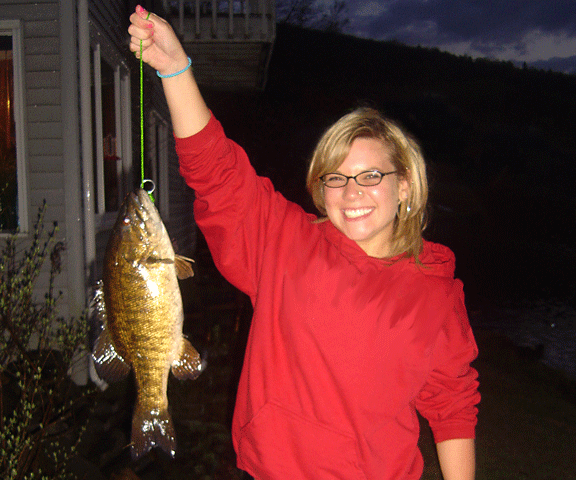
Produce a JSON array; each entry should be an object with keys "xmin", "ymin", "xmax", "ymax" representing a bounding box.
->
[{"xmin": 162, "ymin": 0, "xmax": 276, "ymax": 42}]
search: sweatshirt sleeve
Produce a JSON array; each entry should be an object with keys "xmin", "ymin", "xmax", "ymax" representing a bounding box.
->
[
  {"xmin": 175, "ymin": 113, "xmax": 291, "ymax": 299},
  {"xmin": 414, "ymin": 279, "xmax": 480, "ymax": 443}
]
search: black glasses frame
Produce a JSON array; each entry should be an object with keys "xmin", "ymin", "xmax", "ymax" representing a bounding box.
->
[{"xmin": 320, "ymin": 170, "xmax": 398, "ymax": 188}]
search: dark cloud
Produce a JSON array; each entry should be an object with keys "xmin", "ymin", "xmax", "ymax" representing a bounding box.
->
[{"xmin": 354, "ymin": 0, "xmax": 576, "ymax": 49}]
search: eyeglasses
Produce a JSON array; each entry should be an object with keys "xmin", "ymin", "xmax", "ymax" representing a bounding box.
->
[{"xmin": 320, "ymin": 170, "xmax": 398, "ymax": 188}]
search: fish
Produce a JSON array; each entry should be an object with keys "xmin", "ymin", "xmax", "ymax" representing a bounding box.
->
[{"xmin": 92, "ymin": 189, "xmax": 202, "ymax": 460}]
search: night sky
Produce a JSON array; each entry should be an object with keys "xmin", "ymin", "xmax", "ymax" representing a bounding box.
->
[{"xmin": 338, "ymin": 0, "xmax": 576, "ymax": 73}]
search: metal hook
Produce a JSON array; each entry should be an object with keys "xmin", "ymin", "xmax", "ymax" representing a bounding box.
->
[
  {"xmin": 141, "ymin": 179, "xmax": 155, "ymax": 194},
  {"xmin": 141, "ymin": 179, "xmax": 156, "ymax": 202}
]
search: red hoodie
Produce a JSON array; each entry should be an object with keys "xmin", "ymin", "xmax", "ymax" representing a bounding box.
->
[{"xmin": 176, "ymin": 114, "xmax": 480, "ymax": 480}]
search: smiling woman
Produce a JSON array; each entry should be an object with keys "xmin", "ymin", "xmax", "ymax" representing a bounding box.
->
[
  {"xmin": 307, "ymin": 107, "xmax": 428, "ymax": 259},
  {"xmin": 322, "ymin": 137, "xmax": 409, "ymax": 258},
  {"xmin": 130, "ymin": 7, "xmax": 479, "ymax": 479}
]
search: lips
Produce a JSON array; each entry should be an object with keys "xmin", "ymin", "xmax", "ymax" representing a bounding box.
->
[{"xmin": 343, "ymin": 207, "xmax": 374, "ymax": 219}]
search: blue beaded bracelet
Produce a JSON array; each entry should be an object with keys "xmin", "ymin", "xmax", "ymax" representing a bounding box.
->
[{"xmin": 156, "ymin": 57, "xmax": 192, "ymax": 78}]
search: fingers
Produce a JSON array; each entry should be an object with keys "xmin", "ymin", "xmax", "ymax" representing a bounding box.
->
[
  {"xmin": 128, "ymin": 6, "xmax": 184, "ymax": 68},
  {"xmin": 128, "ymin": 7, "xmax": 155, "ymax": 56},
  {"xmin": 128, "ymin": 30, "xmax": 153, "ymax": 57}
]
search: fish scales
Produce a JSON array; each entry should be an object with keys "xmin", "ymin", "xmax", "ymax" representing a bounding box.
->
[{"xmin": 92, "ymin": 189, "xmax": 202, "ymax": 460}]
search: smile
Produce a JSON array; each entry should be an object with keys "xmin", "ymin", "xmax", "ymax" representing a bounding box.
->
[{"xmin": 343, "ymin": 207, "xmax": 374, "ymax": 219}]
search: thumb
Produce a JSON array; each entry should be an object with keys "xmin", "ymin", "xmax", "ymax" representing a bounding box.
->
[{"xmin": 136, "ymin": 4, "xmax": 151, "ymax": 20}]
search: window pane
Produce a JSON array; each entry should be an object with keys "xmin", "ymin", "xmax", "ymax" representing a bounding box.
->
[
  {"xmin": 101, "ymin": 60, "xmax": 119, "ymax": 212},
  {"xmin": 92, "ymin": 50, "xmax": 122, "ymax": 214},
  {"xmin": 0, "ymin": 35, "xmax": 16, "ymax": 231}
]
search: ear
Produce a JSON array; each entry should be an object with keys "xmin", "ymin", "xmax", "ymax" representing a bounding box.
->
[{"xmin": 397, "ymin": 174, "xmax": 411, "ymax": 203}]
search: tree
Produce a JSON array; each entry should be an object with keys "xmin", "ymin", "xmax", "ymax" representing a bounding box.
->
[
  {"xmin": 277, "ymin": 0, "xmax": 350, "ymax": 33},
  {"xmin": 316, "ymin": 0, "xmax": 350, "ymax": 32}
]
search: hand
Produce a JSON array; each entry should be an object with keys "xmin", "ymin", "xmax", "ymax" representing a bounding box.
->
[{"xmin": 128, "ymin": 5, "xmax": 189, "ymax": 76}]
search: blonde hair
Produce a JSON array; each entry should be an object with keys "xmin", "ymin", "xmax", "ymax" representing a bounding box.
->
[{"xmin": 306, "ymin": 107, "xmax": 428, "ymax": 260}]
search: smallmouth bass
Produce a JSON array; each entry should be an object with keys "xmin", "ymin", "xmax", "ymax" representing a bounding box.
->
[{"xmin": 92, "ymin": 189, "xmax": 202, "ymax": 460}]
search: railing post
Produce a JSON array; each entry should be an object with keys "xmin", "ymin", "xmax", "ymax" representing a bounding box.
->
[
  {"xmin": 195, "ymin": 0, "xmax": 201, "ymax": 38},
  {"xmin": 211, "ymin": 0, "xmax": 217, "ymax": 37},
  {"xmin": 244, "ymin": 0, "xmax": 250, "ymax": 38},
  {"xmin": 179, "ymin": 0, "xmax": 184, "ymax": 35},
  {"xmin": 228, "ymin": 0, "xmax": 234, "ymax": 38},
  {"xmin": 260, "ymin": 0, "xmax": 266, "ymax": 39}
]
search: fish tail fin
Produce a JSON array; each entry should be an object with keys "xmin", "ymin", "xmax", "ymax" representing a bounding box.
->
[{"xmin": 130, "ymin": 401, "xmax": 176, "ymax": 460}]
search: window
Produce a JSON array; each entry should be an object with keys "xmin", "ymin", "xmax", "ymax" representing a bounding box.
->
[
  {"xmin": 146, "ymin": 111, "xmax": 170, "ymax": 219},
  {"xmin": 91, "ymin": 44, "xmax": 132, "ymax": 216},
  {"xmin": 0, "ymin": 21, "xmax": 26, "ymax": 233}
]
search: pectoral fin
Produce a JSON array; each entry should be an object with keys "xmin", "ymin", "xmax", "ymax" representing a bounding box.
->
[
  {"xmin": 174, "ymin": 254, "xmax": 195, "ymax": 279},
  {"xmin": 171, "ymin": 338, "xmax": 203, "ymax": 380},
  {"xmin": 92, "ymin": 327, "xmax": 131, "ymax": 382}
]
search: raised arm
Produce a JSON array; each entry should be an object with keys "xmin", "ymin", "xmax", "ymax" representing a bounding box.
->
[
  {"xmin": 128, "ymin": 5, "xmax": 210, "ymax": 138},
  {"xmin": 436, "ymin": 438, "xmax": 475, "ymax": 480}
]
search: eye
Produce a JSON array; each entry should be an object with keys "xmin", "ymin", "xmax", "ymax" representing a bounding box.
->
[
  {"xmin": 359, "ymin": 171, "xmax": 382, "ymax": 183},
  {"xmin": 323, "ymin": 174, "xmax": 346, "ymax": 186}
]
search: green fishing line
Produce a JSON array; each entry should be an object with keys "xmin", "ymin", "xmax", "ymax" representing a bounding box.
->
[{"xmin": 140, "ymin": 12, "xmax": 155, "ymax": 202}]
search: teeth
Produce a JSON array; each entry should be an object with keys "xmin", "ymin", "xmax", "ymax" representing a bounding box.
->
[{"xmin": 344, "ymin": 208, "xmax": 372, "ymax": 218}]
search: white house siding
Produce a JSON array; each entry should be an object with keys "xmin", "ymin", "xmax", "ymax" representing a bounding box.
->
[{"xmin": 0, "ymin": 0, "xmax": 73, "ymax": 319}]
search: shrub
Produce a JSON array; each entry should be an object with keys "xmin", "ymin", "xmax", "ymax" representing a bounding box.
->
[{"xmin": 0, "ymin": 201, "xmax": 91, "ymax": 480}]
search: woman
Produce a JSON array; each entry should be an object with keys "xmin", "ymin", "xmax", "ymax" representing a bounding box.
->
[{"xmin": 129, "ymin": 7, "xmax": 480, "ymax": 479}]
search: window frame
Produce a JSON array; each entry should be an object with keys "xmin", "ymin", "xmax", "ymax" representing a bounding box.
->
[
  {"xmin": 0, "ymin": 20, "xmax": 28, "ymax": 235},
  {"xmin": 91, "ymin": 43, "xmax": 132, "ymax": 224},
  {"xmin": 146, "ymin": 110, "xmax": 170, "ymax": 220}
]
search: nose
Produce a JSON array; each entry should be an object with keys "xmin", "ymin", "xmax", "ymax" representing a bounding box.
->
[{"xmin": 342, "ymin": 180, "xmax": 364, "ymax": 199}]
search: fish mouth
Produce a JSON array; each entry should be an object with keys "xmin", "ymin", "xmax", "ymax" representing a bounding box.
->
[
  {"xmin": 117, "ymin": 189, "xmax": 163, "ymax": 242},
  {"xmin": 343, "ymin": 207, "xmax": 374, "ymax": 219},
  {"xmin": 127, "ymin": 189, "xmax": 159, "ymax": 223},
  {"xmin": 131, "ymin": 189, "xmax": 154, "ymax": 213}
]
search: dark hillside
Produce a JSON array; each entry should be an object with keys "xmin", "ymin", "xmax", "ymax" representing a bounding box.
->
[{"xmin": 203, "ymin": 23, "xmax": 576, "ymax": 307}]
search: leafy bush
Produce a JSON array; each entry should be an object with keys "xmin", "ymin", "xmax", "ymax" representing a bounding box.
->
[{"xmin": 0, "ymin": 202, "xmax": 91, "ymax": 480}]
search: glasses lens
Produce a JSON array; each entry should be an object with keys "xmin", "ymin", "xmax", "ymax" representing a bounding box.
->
[
  {"xmin": 357, "ymin": 171, "xmax": 383, "ymax": 186},
  {"xmin": 322, "ymin": 174, "xmax": 347, "ymax": 188}
]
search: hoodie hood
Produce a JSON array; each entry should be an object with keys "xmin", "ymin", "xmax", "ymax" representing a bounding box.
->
[
  {"xmin": 415, "ymin": 240, "xmax": 456, "ymax": 278},
  {"xmin": 318, "ymin": 219, "xmax": 456, "ymax": 279}
]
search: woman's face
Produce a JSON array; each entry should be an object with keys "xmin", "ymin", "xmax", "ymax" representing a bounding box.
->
[{"xmin": 323, "ymin": 137, "xmax": 410, "ymax": 258}]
